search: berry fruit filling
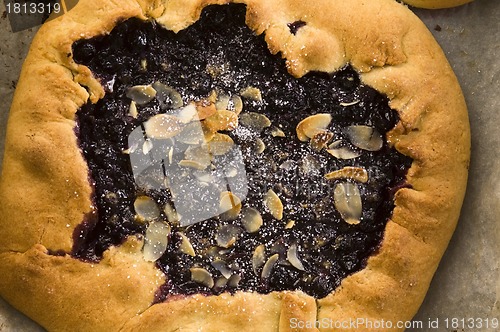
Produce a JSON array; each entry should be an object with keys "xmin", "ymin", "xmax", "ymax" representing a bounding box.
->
[{"xmin": 72, "ymin": 4, "xmax": 412, "ymax": 299}]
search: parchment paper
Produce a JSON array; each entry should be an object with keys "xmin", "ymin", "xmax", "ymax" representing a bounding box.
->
[{"xmin": 0, "ymin": 0, "xmax": 498, "ymax": 330}]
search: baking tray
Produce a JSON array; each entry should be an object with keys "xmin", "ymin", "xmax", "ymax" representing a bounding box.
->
[{"xmin": 0, "ymin": 0, "xmax": 498, "ymax": 330}]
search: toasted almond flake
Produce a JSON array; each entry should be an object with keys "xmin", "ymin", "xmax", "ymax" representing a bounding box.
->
[
  {"xmin": 183, "ymin": 145, "xmax": 212, "ymax": 168},
  {"xmin": 153, "ymin": 81, "xmax": 183, "ymax": 109},
  {"xmin": 208, "ymin": 133, "xmax": 234, "ymax": 156},
  {"xmin": 204, "ymin": 110, "xmax": 238, "ymax": 132},
  {"xmin": 296, "ymin": 113, "xmax": 332, "ymax": 141},
  {"xmin": 225, "ymin": 167, "xmax": 238, "ymax": 178},
  {"xmin": 340, "ymin": 100, "xmax": 360, "ymax": 107},
  {"xmin": 142, "ymin": 139, "xmax": 153, "ymax": 155},
  {"xmin": 325, "ymin": 166, "xmax": 369, "ymax": 183},
  {"xmin": 215, "ymin": 224, "xmax": 241, "ymax": 248},
  {"xmin": 178, "ymin": 232, "xmax": 196, "ymax": 256},
  {"xmin": 215, "ymin": 93, "xmax": 230, "ymax": 111},
  {"xmin": 144, "ymin": 114, "xmax": 184, "ymax": 139},
  {"xmin": 190, "ymin": 267, "xmax": 214, "ymax": 288},
  {"xmin": 195, "ymin": 101, "xmax": 217, "ymax": 120},
  {"xmin": 254, "ymin": 138, "xmax": 266, "ymax": 154},
  {"xmin": 176, "ymin": 121, "xmax": 205, "ymax": 145},
  {"xmin": 229, "ymin": 95, "xmax": 244, "ymax": 115},
  {"xmin": 168, "ymin": 147, "xmax": 174, "ymax": 164},
  {"xmin": 214, "ymin": 276, "xmax": 228, "ymax": 288},
  {"xmin": 193, "ymin": 171, "xmax": 214, "ymax": 183},
  {"xmin": 219, "ymin": 192, "xmax": 242, "ymax": 221},
  {"xmin": 344, "ymin": 125, "xmax": 383, "ymax": 151},
  {"xmin": 287, "ymin": 244, "xmax": 305, "ymax": 271},
  {"xmin": 129, "ymin": 101, "xmax": 138, "ymax": 118},
  {"xmin": 334, "ymin": 182, "xmax": 362, "ymax": 225},
  {"xmin": 300, "ymin": 155, "xmax": 320, "ymax": 175},
  {"xmin": 176, "ymin": 104, "xmax": 198, "ymax": 123},
  {"xmin": 126, "ymin": 85, "xmax": 157, "ymax": 105},
  {"xmin": 211, "ymin": 259, "xmax": 232, "ymax": 279},
  {"xmin": 271, "ymin": 127, "xmax": 286, "ymax": 137},
  {"xmin": 240, "ymin": 86, "xmax": 262, "ymax": 102},
  {"xmin": 140, "ymin": 59, "xmax": 147, "ymax": 70},
  {"xmin": 134, "ymin": 196, "xmax": 161, "ymax": 221},
  {"xmin": 143, "ymin": 221, "xmax": 171, "ymax": 262},
  {"xmin": 264, "ymin": 189, "xmax": 283, "ymax": 220},
  {"xmin": 261, "ymin": 253, "xmax": 279, "ymax": 279},
  {"xmin": 326, "ymin": 140, "xmax": 361, "ymax": 159},
  {"xmin": 310, "ymin": 130, "xmax": 333, "ymax": 151},
  {"xmin": 241, "ymin": 207, "xmax": 263, "ymax": 233},
  {"xmin": 252, "ymin": 244, "xmax": 266, "ymax": 275},
  {"xmin": 178, "ymin": 159, "xmax": 208, "ymax": 170},
  {"xmin": 122, "ymin": 142, "xmax": 138, "ymax": 155},
  {"xmin": 285, "ymin": 220, "xmax": 295, "ymax": 229},
  {"xmin": 239, "ymin": 112, "xmax": 271, "ymax": 132},
  {"xmin": 227, "ymin": 274, "xmax": 242, "ymax": 287},
  {"xmin": 164, "ymin": 203, "xmax": 180, "ymax": 223}
]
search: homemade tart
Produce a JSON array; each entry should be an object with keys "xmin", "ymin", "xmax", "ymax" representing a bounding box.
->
[{"xmin": 0, "ymin": 0, "xmax": 470, "ymax": 331}]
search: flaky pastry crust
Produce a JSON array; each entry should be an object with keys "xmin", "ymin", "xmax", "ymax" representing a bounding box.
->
[
  {"xmin": 401, "ymin": 0, "xmax": 473, "ymax": 9},
  {"xmin": 0, "ymin": 0, "xmax": 470, "ymax": 331}
]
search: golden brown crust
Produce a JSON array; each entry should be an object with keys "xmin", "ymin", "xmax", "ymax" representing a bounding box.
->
[
  {"xmin": 0, "ymin": 0, "xmax": 469, "ymax": 331},
  {"xmin": 402, "ymin": 0, "xmax": 473, "ymax": 9}
]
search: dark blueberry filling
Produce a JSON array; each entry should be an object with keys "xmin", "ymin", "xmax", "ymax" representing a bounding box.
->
[{"xmin": 72, "ymin": 4, "xmax": 412, "ymax": 299}]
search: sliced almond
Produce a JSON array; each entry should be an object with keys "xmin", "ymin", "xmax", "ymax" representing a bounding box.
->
[
  {"xmin": 285, "ymin": 220, "xmax": 295, "ymax": 229},
  {"xmin": 164, "ymin": 203, "xmax": 180, "ymax": 223},
  {"xmin": 215, "ymin": 224, "xmax": 241, "ymax": 248},
  {"xmin": 334, "ymin": 182, "xmax": 362, "ymax": 225},
  {"xmin": 215, "ymin": 93, "xmax": 230, "ymax": 111},
  {"xmin": 344, "ymin": 125, "xmax": 383, "ymax": 151},
  {"xmin": 252, "ymin": 244, "xmax": 266, "ymax": 275},
  {"xmin": 208, "ymin": 133, "xmax": 234, "ymax": 156},
  {"xmin": 126, "ymin": 84, "xmax": 157, "ymax": 105},
  {"xmin": 325, "ymin": 166, "xmax": 369, "ymax": 183},
  {"xmin": 129, "ymin": 101, "xmax": 138, "ymax": 118},
  {"xmin": 239, "ymin": 112, "xmax": 271, "ymax": 132},
  {"xmin": 340, "ymin": 100, "xmax": 360, "ymax": 107},
  {"xmin": 310, "ymin": 130, "xmax": 334, "ymax": 151},
  {"xmin": 261, "ymin": 253, "xmax": 279, "ymax": 279},
  {"xmin": 176, "ymin": 121, "xmax": 205, "ymax": 145},
  {"xmin": 134, "ymin": 196, "xmax": 160, "ymax": 222},
  {"xmin": 190, "ymin": 267, "xmax": 214, "ymax": 288},
  {"xmin": 178, "ymin": 159, "xmax": 208, "ymax": 170},
  {"xmin": 176, "ymin": 103, "xmax": 198, "ymax": 123},
  {"xmin": 326, "ymin": 147, "xmax": 361, "ymax": 160},
  {"xmin": 254, "ymin": 138, "xmax": 266, "ymax": 154},
  {"xmin": 211, "ymin": 259, "xmax": 232, "ymax": 279},
  {"xmin": 142, "ymin": 139, "xmax": 153, "ymax": 155},
  {"xmin": 264, "ymin": 189, "xmax": 283, "ymax": 220},
  {"xmin": 214, "ymin": 276, "xmax": 228, "ymax": 289},
  {"xmin": 296, "ymin": 113, "xmax": 332, "ymax": 141},
  {"xmin": 287, "ymin": 244, "xmax": 305, "ymax": 271},
  {"xmin": 241, "ymin": 207, "xmax": 263, "ymax": 233},
  {"xmin": 153, "ymin": 81, "xmax": 183, "ymax": 109},
  {"xmin": 229, "ymin": 95, "xmax": 244, "ymax": 115},
  {"xmin": 144, "ymin": 114, "xmax": 183, "ymax": 139},
  {"xmin": 178, "ymin": 232, "xmax": 196, "ymax": 256},
  {"xmin": 219, "ymin": 192, "xmax": 242, "ymax": 221},
  {"xmin": 143, "ymin": 221, "xmax": 171, "ymax": 262},
  {"xmin": 326, "ymin": 140, "xmax": 361, "ymax": 160},
  {"xmin": 227, "ymin": 274, "xmax": 242, "ymax": 287},
  {"xmin": 240, "ymin": 86, "xmax": 262, "ymax": 103},
  {"xmin": 204, "ymin": 110, "xmax": 238, "ymax": 132},
  {"xmin": 270, "ymin": 127, "xmax": 286, "ymax": 137},
  {"xmin": 195, "ymin": 100, "xmax": 217, "ymax": 120}
]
